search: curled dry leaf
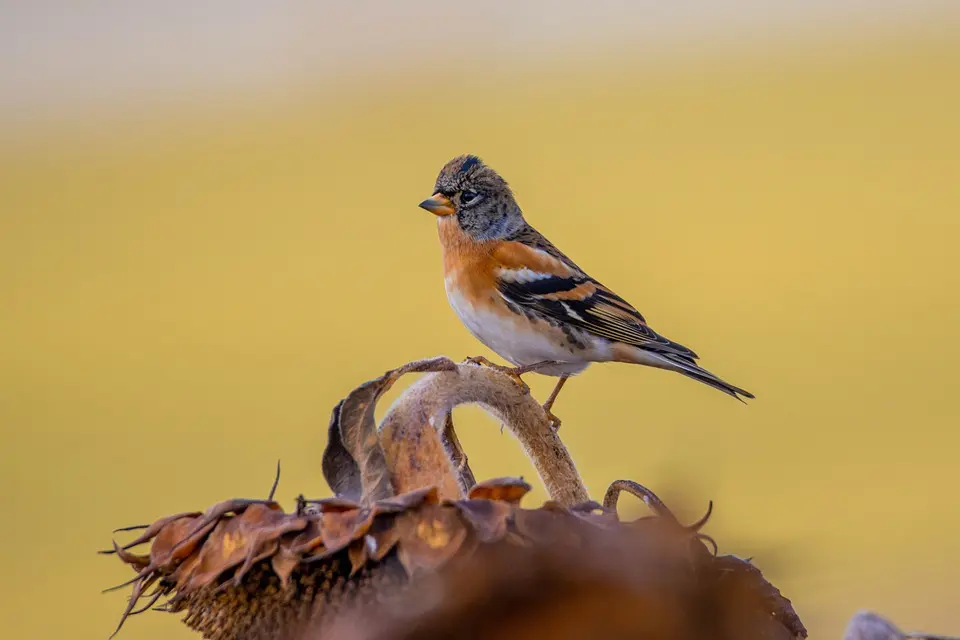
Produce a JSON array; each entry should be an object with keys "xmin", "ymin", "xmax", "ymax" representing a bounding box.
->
[
  {"xmin": 322, "ymin": 357, "xmax": 459, "ymax": 504},
  {"xmin": 468, "ymin": 476, "xmax": 532, "ymax": 504},
  {"xmin": 320, "ymin": 400, "xmax": 358, "ymax": 501}
]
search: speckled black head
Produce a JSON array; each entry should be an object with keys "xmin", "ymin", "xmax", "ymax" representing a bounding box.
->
[{"xmin": 418, "ymin": 154, "xmax": 525, "ymax": 241}]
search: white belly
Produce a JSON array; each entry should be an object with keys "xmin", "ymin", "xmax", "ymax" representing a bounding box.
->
[{"xmin": 445, "ymin": 284, "xmax": 595, "ymax": 377}]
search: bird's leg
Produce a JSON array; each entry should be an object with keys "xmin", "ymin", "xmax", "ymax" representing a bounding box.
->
[
  {"xmin": 462, "ymin": 358, "xmax": 565, "ymax": 407},
  {"xmin": 541, "ymin": 375, "xmax": 569, "ymax": 431},
  {"xmin": 500, "ymin": 360, "xmax": 561, "ymax": 394},
  {"xmin": 511, "ymin": 361, "xmax": 556, "ymax": 376}
]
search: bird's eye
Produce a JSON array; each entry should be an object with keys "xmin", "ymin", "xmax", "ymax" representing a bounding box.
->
[{"xmin": 460, "ymin": 189, "xmax": 481, "ymax": 205}]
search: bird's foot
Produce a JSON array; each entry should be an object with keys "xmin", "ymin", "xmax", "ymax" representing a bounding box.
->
[
  {"xmin": 543, "ymin": 407, "xmax": 562, "ymax": 431},
  {"xmin": 462, "ymin": 356, "xmax": 531, "ymax": 395},
  {"xmin": 463, "ymin": 355, "xmax": 498, "ymax": 368}
]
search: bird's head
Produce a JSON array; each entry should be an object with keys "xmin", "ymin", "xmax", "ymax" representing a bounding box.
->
[{"xmin": 419, "ymin": 155, "xmax": 524, "ymax": 240}]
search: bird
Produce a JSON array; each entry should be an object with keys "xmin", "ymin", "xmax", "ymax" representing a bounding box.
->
[{"xmin": 417, "ymin": 154, "xmax": 753, "ymax": 426}]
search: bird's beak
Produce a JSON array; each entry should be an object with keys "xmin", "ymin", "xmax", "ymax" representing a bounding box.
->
[{"xmin": 418, "ymin": 193, "xmax": 455, "ymax": 216}]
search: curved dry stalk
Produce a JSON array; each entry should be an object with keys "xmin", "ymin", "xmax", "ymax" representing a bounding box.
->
[
  {"xmin": 267, "ymin": 460, "xmax": 281, "ymax": 501},
  {"xmin": 440, "ymin": 414, "xmax": 477, "ymax": 495},
  {"xmin": 379, "ymin": 361, "xmax": 588, "ymax": 506},
  {"xmin": 604, "ymin": 479, "xmax": 718, "ymax": 555},
  {"xmin": 604, "ymin": 479, "xmax": 672, "ymax": 516}
]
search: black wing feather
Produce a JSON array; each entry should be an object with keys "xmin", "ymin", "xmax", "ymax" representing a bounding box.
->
[{"xmin": 497, "ymin": 274, "xmax": 699, "ymax": 360}]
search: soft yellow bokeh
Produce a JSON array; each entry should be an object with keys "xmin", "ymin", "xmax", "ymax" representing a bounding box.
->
[{"xmin": 2, "ymin": 30, "xmax": 959, "ymax": 639}]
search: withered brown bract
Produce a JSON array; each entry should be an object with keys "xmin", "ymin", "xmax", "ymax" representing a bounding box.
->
[{"xmin": 322, "ymin": 357, "xmax": 460, "ymax": 503}]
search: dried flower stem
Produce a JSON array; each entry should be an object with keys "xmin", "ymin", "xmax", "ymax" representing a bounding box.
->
[
  {"xmin": 440, "ymin": 414, "xmax": 477, "ymax": 495},
  {"xmin": 380, "ymin": 361, "xmax": 589, "ymax": 506}
]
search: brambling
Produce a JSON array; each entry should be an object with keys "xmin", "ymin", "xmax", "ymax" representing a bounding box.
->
[{"xmin": 418, "ymin": 154, "xmax": 753, "ymax": 425}]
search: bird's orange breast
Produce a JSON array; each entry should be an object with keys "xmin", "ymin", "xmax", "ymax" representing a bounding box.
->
[
  {"xmin": 437, "ymin": 218, "xmax": 582, "ymax": 309},
  {"xmin": 437, "ymin": 218, "xmax": 500, "ymax": 308}
]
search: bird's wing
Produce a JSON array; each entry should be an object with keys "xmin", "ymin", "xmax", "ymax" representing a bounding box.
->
[{"xmin": 494, "ymin": 226, "xmax": 699, "ymax": 360}]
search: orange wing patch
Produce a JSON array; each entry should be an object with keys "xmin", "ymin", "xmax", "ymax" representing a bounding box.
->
[{"xmin": 541, "ymin": 281, "xmax": 598, "ymax": 302}]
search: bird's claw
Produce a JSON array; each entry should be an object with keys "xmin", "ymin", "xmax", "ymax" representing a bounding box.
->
[
  {"xmin": 462, "ymin": 356, "xmax": 531, "ymax": 395},
  {"xmin": 463, "ymin": 355, "xmax": 497, "ymax": 368},
  {"xmin": 505, "ymin": 371, "xmax": 531, "ymax": 395},
  {"xmin": 544, "ymin": 408, "xmax": 562, "ymax": 431}
]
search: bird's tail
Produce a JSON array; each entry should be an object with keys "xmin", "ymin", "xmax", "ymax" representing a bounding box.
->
[{"xmin": 628, "ymin": 349, "xmax": 755, "ymax": 402}]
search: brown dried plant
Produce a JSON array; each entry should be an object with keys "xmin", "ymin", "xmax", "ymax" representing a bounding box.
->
[
  {"xmin": 102, "ymin": 356, "xmax": 806, "ymax": 640},
  {"xmin": 317, "ymin": 478, "xmax": 806, "ymax": 640},
  {"xmin": 325, "ymin": 357, "xmax": 588, "ymax": 505}
]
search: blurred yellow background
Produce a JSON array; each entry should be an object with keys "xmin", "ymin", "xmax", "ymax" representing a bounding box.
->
[{"xmin": 2, "ymin": 5, "xmax": 959, "ymax": 639}]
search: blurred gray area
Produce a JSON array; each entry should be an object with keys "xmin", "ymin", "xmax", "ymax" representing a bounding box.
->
[{"xmin": 1, "ymin": 1, "xmax": 957, "ymax": 121}]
